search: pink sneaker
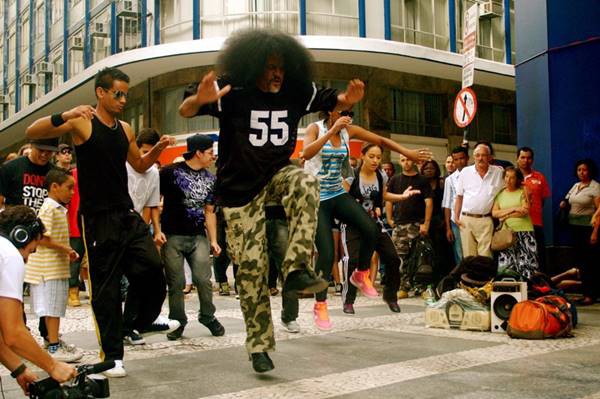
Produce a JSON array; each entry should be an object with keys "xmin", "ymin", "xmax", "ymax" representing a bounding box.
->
[
  {"xmin": 313, "ymin": 301, "xmax": 333, "ymax": 331},
  {"xmin": 350, "ymin": 270, "xmax": 379, "ymax": 298}
]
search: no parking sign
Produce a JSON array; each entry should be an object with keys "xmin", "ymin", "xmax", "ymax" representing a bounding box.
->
[{"xmin": 453, "ymin": 87, "xmax": 477, "ymax": 128}]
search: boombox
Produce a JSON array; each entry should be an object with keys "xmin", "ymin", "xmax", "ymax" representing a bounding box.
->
[
  {"xmin": 425, "ymin": 300, "xmax": 490, "ymax": 331},
  {"xmin": 491, "ymin": 281, "xmax": 528, "ymax": 333}
]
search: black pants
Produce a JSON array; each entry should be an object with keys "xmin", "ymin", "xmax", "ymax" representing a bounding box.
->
[
  {"xmin": 213, "ymin": 217, "xmax": 237, "ymax": 284},
  {"xmin": 343, "ymin": 226, "xmax": 400, "ymax": 303},
  {"xmin": 533, "ymin": 225, "xmax": 547, "ymax": 274},
  {"xmin": 82, "ymin": 209, "xmax": 166, "ymax": 361},
  {"xmin": 569, "ymin": 224, "xmax": 599, "ymax": 299},
  {"xmin": 266, "ymin": 217, "xmax": 299, "ymax": 322},
  {"xmin": 315, "ymin": 193, "xmax": 378, "ymax": 302}
]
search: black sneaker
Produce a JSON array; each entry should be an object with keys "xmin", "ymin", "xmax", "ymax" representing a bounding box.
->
[
  {"xmin": 284, "ymin": 270, "xmax": 329, "ymax": 294},
  {"xmin": 124, "ymin": 330, "xmax": 146, "ymax": 345},
  {"xmin": 200, "ymin": 318, "xmax": 225, "ymax": 336},
  {"xmin": 139, "ymin": 317, "xmax": 181, "ymax": 337},
  {"xmin": 251, "ymin": 352, "xmax": 274, "ymax": 373},
  {"xmin": 167, "ymin": 325, "xmax": 185, "ymax": 341}
]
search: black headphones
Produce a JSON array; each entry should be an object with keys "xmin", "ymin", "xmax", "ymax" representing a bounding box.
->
[{"xmin": 4, "ymin": 219, "xmax": 44, "ymax": 248}]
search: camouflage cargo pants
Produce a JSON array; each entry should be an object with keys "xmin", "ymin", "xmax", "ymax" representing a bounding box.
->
[
  {"xmin": 391, "ymin": 222, "xmax": 420, "ymax": 291},
  {"xmin": 222, "ymin": 165, "xmax": 320, "ymax": 355}
]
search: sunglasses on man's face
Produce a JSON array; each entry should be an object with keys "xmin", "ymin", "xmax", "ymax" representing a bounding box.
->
[
  {"xmin": 340, "ymin": 111, "xmax": 354, "ymax": 118},
  {"xmin": 60, "ymin": 148, "xmax": 72, "ymax": 155},
  {"xmin": 104, "ymin": 88, "xmax": 129, "ymax": 100}
]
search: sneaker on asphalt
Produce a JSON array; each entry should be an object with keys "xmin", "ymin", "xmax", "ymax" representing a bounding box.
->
[
  {"xmin": 251, "ymin": 352, "xmax": 274, "ymax": 373},
  {"xmin": 281, "ymin": 319, "xmax": 300, "ymax": 333},
  {"xmin": 397, "ymin": 289, "xmax": 409, "ymax": 299},
  {"xmin": 167, "ymin": 325, "xmax": 185, "ymax": 341},
  {"xmin": 103, "ymin": 360, "xmax": 127, "ymax": 378},
  {"xmin": 200, "ymin": 318, "xmax": 225, "ymax": 336},
  {"xmin": 123, "ymin": 330, "xmax": 146, "ymax": 345},
  {"xmin": 284, "ymin": 270, "xmax": 329, "ymax": 294},
  {"xmin": 334, "ymin": 283, "xmax": 342, "ymax": 296},
  {"xmin": 313, "ymin": 301, "xmax": 333, "ymax": 331},
  {"xmin": 350, "ymin": 270, "xmax": 379, "ymax": 298},
  {"xmin": 343, "ymin": 303, "xmax": 355, "ymax": 314},
  {"xmin": 139, "ymin": 317, "xmax": 180, "ymax": 337},
  {"xmin": 219, "ymin": 282, "xmax": 231, "ymax": 296},
  {"xmin": 48, "ymin": 345, "xmax": 83, "ymax": 363}
]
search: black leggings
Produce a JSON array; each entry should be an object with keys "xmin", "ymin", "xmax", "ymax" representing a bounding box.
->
[
  {"xmin": 343, "ymin": 226, "xmax": 400, "ymax": 303},
  {"xmin": 315, "ymin": 193, "xmax": 378, "ymax": 301}
]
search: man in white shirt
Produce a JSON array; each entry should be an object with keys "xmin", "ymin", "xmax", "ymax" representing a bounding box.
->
[
  {"xmin": 454, "ymin": 144, "xmax": 504, "ymax": 257},
  {"xmin": 0, "ymin": 205, "xmax": 76, "ymax": 395},
  {"xmin": 442, "ymin": 146, "xmax": 469, "ymax": 264}
]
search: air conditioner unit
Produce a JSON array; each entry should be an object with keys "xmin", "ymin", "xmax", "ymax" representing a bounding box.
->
[
  {"xmin": 491, "ymin": 280, "xmax": 528, "ymax": 333},
  {"xmin": 21, "ymin": 74, "xmax": 38, "ymax": 86},
  {"xmin": 116, "ymin": 0, "xmax": 138, "ymax": 17},
  {"xmin": 35, "ymin": 61, "xmax": 53, "ymax": 75},
  {"xmin": 0, "ymin": 94, "xmax": 8, "ymax": 104},
  {"xmin": 91, "ymin": 22, "xmax": 108, "ymax": 37},
  {"xmin": 479, "ymin": 0, "xmax": 503, "ymax": 19},
  {"xmin": 69, "ymin": 35, "xmax": 84, "ymax": 50}
]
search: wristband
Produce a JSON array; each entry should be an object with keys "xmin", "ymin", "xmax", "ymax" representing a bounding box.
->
[
  {"xmin": 10, "ymin": 363, "xmax": 26, "ymax": 378},
  {"xmin": 51, "ymin": 113, "xmax": 66, "ymax": 127}
]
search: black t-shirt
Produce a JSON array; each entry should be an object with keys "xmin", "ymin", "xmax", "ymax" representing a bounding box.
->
[
  {"xmin": 75, "ymin": 118, "xmax": 133, "ymax": 215},
  {"xmin": 160, "ymin": 162, "xmax": 216, "ymax": 236},
  {"xmin": 0, "ymin": 156, "xmax": 53, "ymax": 212},
  {"xmin": 185, "ymin": 80, "xmax": 338, "ymax": 207},
  {"xmin": 387, "ymin": 173, "xmax": 432, "ymax": 224}
]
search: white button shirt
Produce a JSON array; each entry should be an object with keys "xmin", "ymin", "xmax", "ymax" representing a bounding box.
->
[
  {"xmin": 442, "ymin": 169, "xmax": 461, "ymax": 222},
  {"xmin": 456, "ymin": 164, "xmax": 504, "ymax": 215}
]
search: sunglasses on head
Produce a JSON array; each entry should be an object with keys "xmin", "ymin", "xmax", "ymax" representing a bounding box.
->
[
  {"xmin": 340, "ymin": 110, "xmax": 354, "ymax": 118},
  {"xmin": 104, "ymin": 88, "xmax": 129, "ymax": 100}
]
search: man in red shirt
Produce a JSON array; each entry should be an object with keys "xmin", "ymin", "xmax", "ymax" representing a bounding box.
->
[{"xmin": 517, "ymin": 147, "xmax": 551, "ymax": 273}]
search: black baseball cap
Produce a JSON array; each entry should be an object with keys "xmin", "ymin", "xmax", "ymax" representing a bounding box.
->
[
  {"xmin": 29, "ymin": 138, "xmax": 59, "ymax": 152},
  {"xmin": 182, "ymin": 134, "xmax": 214, "ymax": 160}
]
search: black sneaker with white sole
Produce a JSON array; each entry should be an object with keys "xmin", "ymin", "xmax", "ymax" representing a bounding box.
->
[
  {"xmin": 123, "ymin": 330, "xmax": 146, "ymax": 345},
  {"xmin": 138, "ymin": 317, "xmax": 181, "ymax": 337}
]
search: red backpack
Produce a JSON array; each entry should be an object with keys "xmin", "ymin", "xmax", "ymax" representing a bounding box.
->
[{"xmin": 506, "ymin": 295, "xmax": 573, "ymax": 339}]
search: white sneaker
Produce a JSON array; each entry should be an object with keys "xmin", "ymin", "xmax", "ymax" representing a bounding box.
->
[
  {"xmin": 139, "ymin": 316, "xmax": 180, "ymax": 337},
  {"xmin": 281, "ymin": 320, "xmax": 301, "ymax": 333},
  {"xmin": 48, "ymin": 345, "xmax": 83, "ymax": 363},
  {"xmin": 103, "ymin": 360, "xmax": 127, "ymax": 378}
]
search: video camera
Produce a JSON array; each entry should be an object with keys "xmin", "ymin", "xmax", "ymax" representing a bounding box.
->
[{"xmin": 29, "ymin": 360, "xmax": 114, "ymax": 399}]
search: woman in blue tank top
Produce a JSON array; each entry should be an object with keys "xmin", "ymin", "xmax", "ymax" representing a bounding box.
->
[{"xmin": 303, "ymin": 109, "xmax": 431, "ymax": 330}]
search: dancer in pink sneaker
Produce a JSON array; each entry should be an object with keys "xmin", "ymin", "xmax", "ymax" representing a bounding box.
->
[{"xmin": 303, "ymin": 110, "xmax": 431, "ymax": 330}]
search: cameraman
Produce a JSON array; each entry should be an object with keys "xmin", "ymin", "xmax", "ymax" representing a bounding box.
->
[{"xmin": 0, "ymin": 205, "xmax": 77, "ymax": 395}]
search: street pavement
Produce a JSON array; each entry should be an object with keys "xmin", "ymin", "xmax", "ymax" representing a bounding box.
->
[{"xmin": 3, "ymin": 287, "xmax": 600, "ymax": 398}]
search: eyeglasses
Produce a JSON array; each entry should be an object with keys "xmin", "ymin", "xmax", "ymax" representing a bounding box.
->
[
  {"xmin": 60, "ymin": 148, "xmax": 72, "ymax": 155},
  {"xmin": 104, "ymin": 88, "xmax": 129, "ymax": 100},
  {"xmin": 340, "ymin": 110, "xmax": 354, "ymax": 118}
]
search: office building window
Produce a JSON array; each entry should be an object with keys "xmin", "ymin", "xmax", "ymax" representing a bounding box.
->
[
  {"xmin": 456, "ymin": 0, "xmax": 505, "ymax": 63},
  {"xmin": 391, "ymin": 0, "xmax": 449, "ymax": 50},
  {"xmin": 20, "ymin": 15, "xmax": 30, "ymax": 62},
  {"xmin": 468, "ymin": 102, "xmax": 515, "ymax": 144},
  {"xmin": 161, "ymin": 0, "xmax": 193, "ymax": 42},
  {"xmin": 123, "ymin": 102, "xmax": 144, "ymax": 134},
  {"xmin": 201, "ymin": 0, "xmax": 298, "ymax": 38},
  {"xmin": 306, "ymin": 0, "xmax": 358, "ymax": 36},
  {"xmin": 160, "ymin": 86, "xmax": 219, "ymax": 135},
  {"xmin": 391, "ymin": 89, "xmax": 444, "ymax": 138},
  {"xmin": 91, "ymin": 11, "xmax": 110, "ymax": 63}
]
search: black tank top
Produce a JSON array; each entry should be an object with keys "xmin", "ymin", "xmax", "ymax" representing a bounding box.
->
[{"xmin": 75, "ymin": 118, "xmax": 133, "ymax": 215}]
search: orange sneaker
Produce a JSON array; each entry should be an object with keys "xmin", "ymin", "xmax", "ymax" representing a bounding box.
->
[
  {"xmin": 313, "ymin": 301, "xmax": 333, "ymax": 331},
  {"xmin": 350, "ymin": 270, "xmax": 379, "ymax": 298}
]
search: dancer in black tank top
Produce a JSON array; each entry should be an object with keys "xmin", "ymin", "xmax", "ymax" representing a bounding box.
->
[{"xmin": 25, "ymin": 67, "xmax": 177, "ymax": 378}]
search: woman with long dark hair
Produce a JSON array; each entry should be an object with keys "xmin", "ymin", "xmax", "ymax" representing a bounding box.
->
[
  {"xmin": 559, "ymin": 159, "xmax": 600, "ymax": 305},
  {"xmin": 303, "ymin": 110, "xmax": 430, "ymax": 330}
]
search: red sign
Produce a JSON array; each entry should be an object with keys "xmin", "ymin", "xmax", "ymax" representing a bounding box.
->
[{"xmin": 453, "ymin": 87, "xmax": 478, "ymax": 128}]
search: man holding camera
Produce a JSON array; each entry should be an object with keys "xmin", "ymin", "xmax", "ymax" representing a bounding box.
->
[{"xmin": 0, "ymin": 205, "xmax": 76, "ymax": 395}]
